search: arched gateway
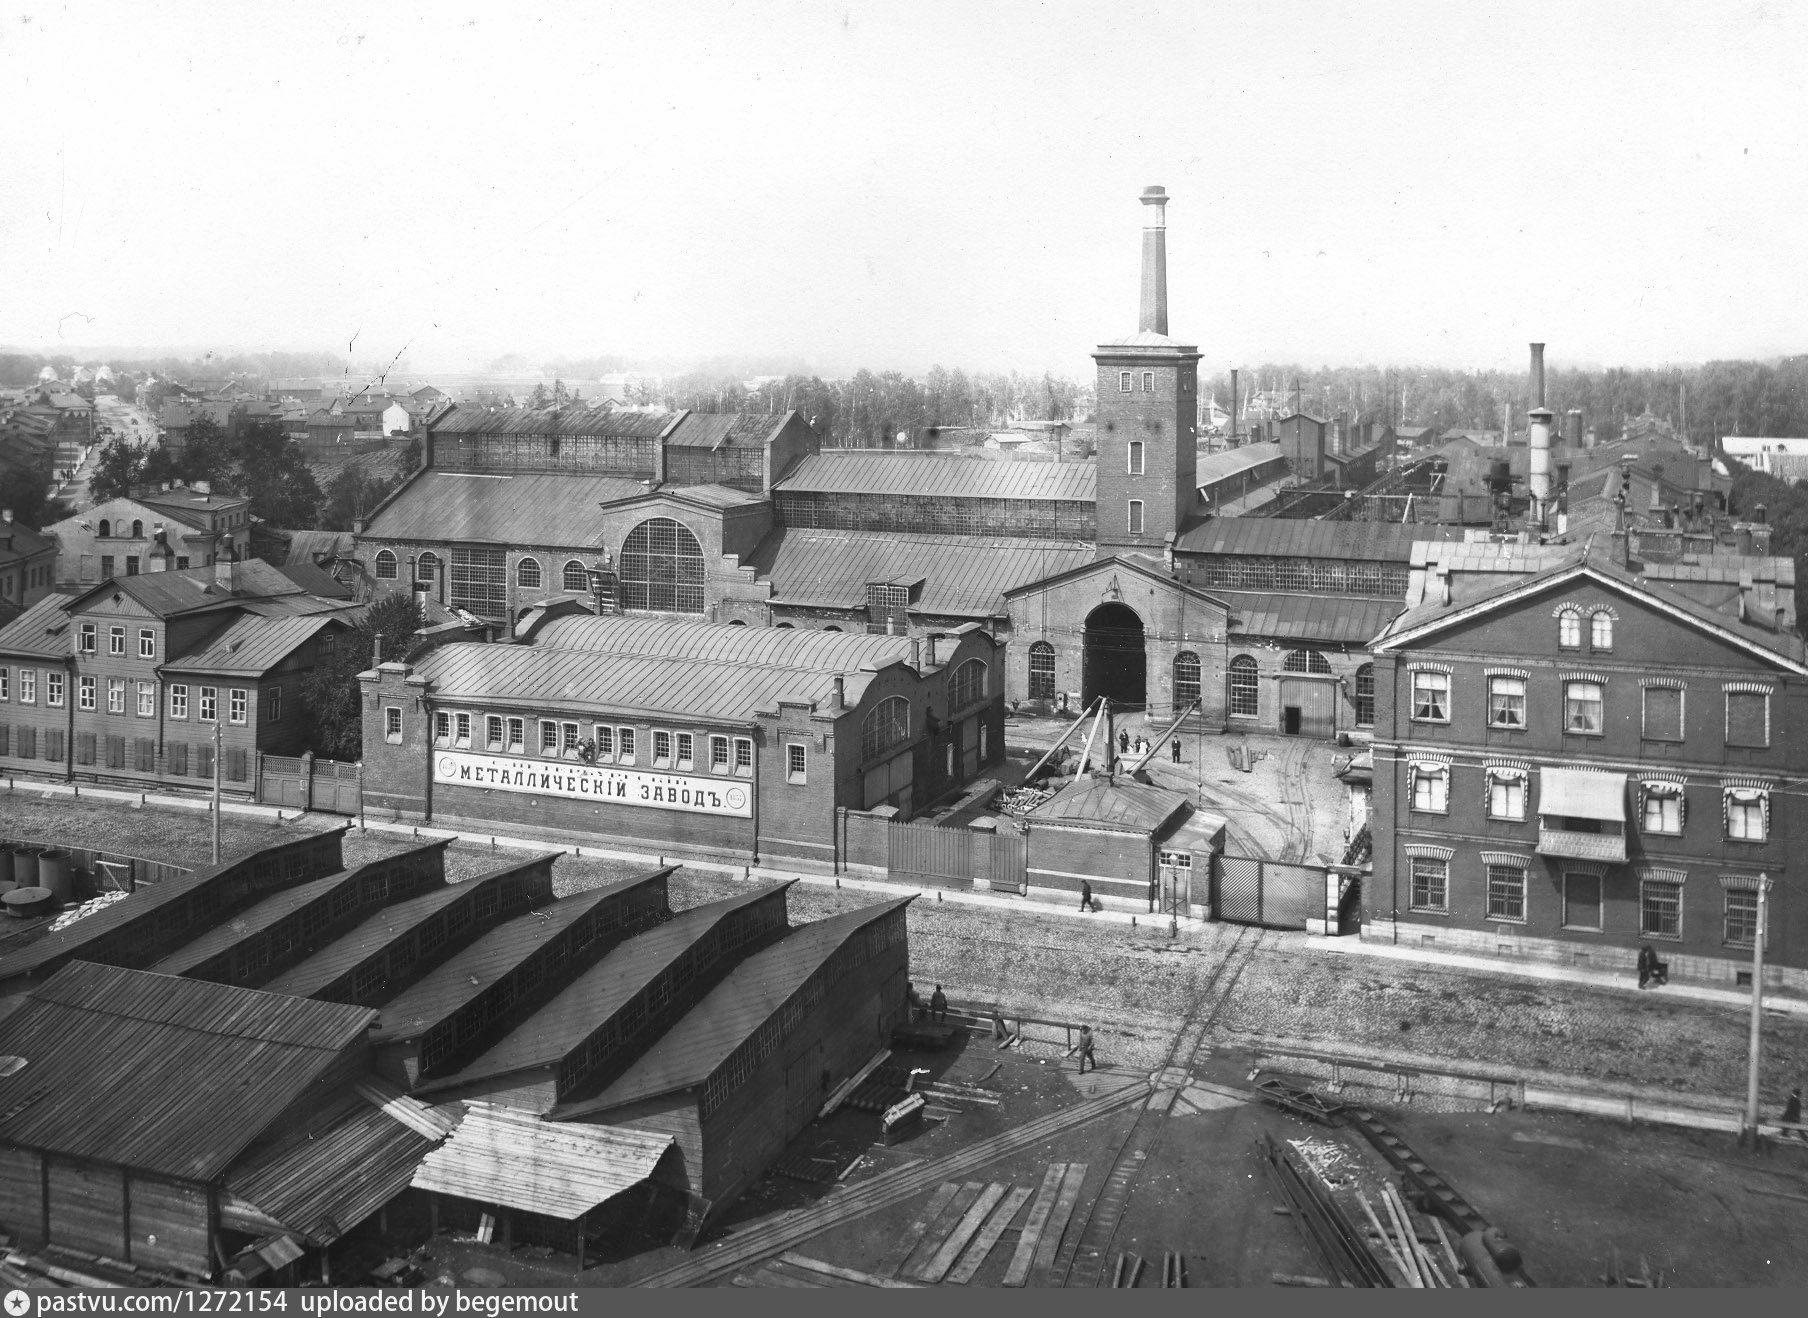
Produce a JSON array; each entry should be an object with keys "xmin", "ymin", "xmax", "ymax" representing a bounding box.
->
[{"xmin": 1082, "ymin": 602, "xmax": 1146, "ymax": 709}]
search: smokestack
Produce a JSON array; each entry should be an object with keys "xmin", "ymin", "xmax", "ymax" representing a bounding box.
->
[
  {"xmin": 373, "ymin": 632, "xmax": 385, "ymax": 668},
  {"xmin": 1565, "ymin": 409, "xmax": 1584, "ymax": 447},
  {"xmin": 1138, "ymin": 186, "xmax": 1169, "ymax": 335},
  {"xmin": 1527, "ymin": 343, "xmax": 1553, "ymax": 528},
  {"xmin": 1229, "ymin": 369, "xmax": 1240, "ymax": 446}
]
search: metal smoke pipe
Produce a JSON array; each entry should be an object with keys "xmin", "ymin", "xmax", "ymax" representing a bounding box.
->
[
  {"xmin": 1138, "ymin": 186, "xmax": 1169, "ymax": 335},
  {"xmin": 1527, "ymin": 343, "xmax": 1553, "ymax": 527},
  {"xmin": 1230, "ymin": 369, "xmax": 1240, "ymax": 446}
]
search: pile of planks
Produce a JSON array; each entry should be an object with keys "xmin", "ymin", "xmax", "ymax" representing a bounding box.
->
[
  {"xmin": 732, "ymin": 1253, "xmax": 921, "ymax": 1289},
  {"xmin": 880, "ymin": 1178, "xmax": 1039, "ymax": 1285}
]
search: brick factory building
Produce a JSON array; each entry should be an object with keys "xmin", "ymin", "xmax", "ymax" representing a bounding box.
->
[{"xmin": 359, "ymin": 607, "xmax": 1006, "ymax": 862}]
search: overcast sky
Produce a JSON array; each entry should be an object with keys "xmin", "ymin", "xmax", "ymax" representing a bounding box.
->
[{"xmin": 3, "ymin": 1, "xmax": 1804, "ymax": 379}]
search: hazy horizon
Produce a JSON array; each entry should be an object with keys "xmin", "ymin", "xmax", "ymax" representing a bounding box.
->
[{"xmin": 6, "ymin": 2, "xmax": 1804, "ymax": 381}]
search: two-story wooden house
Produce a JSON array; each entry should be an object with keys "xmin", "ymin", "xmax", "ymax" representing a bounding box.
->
[{"xmin": 1367, "ymin": 536, "xmax": 1806, "ymax": 989}]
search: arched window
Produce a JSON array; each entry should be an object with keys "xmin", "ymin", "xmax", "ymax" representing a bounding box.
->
[
  {"xmin": 517, "ymin": 557, "xmax": 542, "ymax": 589},
  {"xmin": 416, "ymin": 551, "xmax": 439, "ymax": 583},
  {"xmin": 776, "ymin": 622, "xmax": 794, "ymax": 628},
  {"xmin": 562, "ymin": 560, "xmax": 588, "ymax": 592},
  {"xmin": 98, "ymin": 519, "xmax": 111, "ymax": 538},
  {"xmin": 727, "ymin": 619, "xmax": 747, "ymax": 626},
  {"xmin": 374, "ymin": 549, "xmax": 397, "ymax": 580},
  {"xmin": 1173, "ymin": 651, "xmax": 1201, "ymax": 708},
  {"xmin": 1283, "ymin": 648, "xmax": 1331, "ymax": 674},
  {"xmin": 1558, "ymin": 608, "xmax": 1581, "ymax": 648},
  {"xmin": 1028, "ymin": 641, "xmax": 1056, "ymax": 700},
  {"xmin": 1354, "ymin": 663, "xmax": 1375, "ymax": 727},
  {"xmin": 824, "ymin": 625, "xmax": 842, "ymax": 632},
  {"xmin": 620, "ymin": 517, "xmax": 705, "ymax": 614},
  {"xmin": 862, "ymin": 695, "xmax": 911, "ymax": 760},
  {"xmin": 1229, "ymin": 655, "xmax": 1259, "ymax": 718},
  {"xmin": 1591, "ymin": 610, "xmax": 1613, "ymax": 650},
  {"xmin": 131, "ymin": 519, "xmax": 143, "ymax": 538},
  {"xmin": 952, "ymin": 658, "xmax": 988, "ymax": 707}
]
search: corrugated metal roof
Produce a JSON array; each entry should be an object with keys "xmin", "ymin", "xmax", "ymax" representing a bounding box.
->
[
  {"xmin": 429, "ymin": 406, "xmax": 675, "ymax": 438},
  {"xmin": 567, "ymin": 898, "xmax": 914, "ymax": 1113},
  {"xmin": 0, "ymin": 592, "xmax": 73, "ymax": 658},
  {"xmin": 371, "ymin": 878, "xmax": 664, "ymax": 1043},
  {"xmin": 260, "ymin": 883, "xmax": 478, "ymax": 1000},
  {"xmin": 775, "ymin": 452, "xmax": 1097, "ymax": 502},
  {"xmin": 411, "ymin": 1102, "xmax": 674, "ymax": 1219},
  {"xmin": 1196, "ymin": 443, "xmax": 1285, "ymax": 486},
  {"xmin": 149, "ymin": 869, "xmax": 360, "ymax": 976},
  {"xmin": 224, "ymin": 1082, "xmax": 442, "ymax": 1244},
  {"xmin": 360, "ymin": 471, "xmax": 650, "ymax": 544},
  {"xmin": 161, "ymin": 614, "xmax": 340, "ymax": 677},
  {"xmin": 664, "ymin": 412, "xmax": 786, "ymax": 449},
  {"xmin": 417, "ymin": 887, "xmax": 787, "ymax": 1092},
  {"xmin": 68, "ymin": 559, "xmax": 309, "ymax": 620},
  {"xmin": 533, "ymin": 613, "xmax": 915, "ymax": 671},
  {"xmin": 1215, "ymin": 590, "xmax": 1403, "ymax": 644},
  {"xmin": 750, "ymin": 528, "xmax": 1093, "ymax": 617},
  {"xmin": 1027, "ymin": 777, "xmax": 1190, "ymax": 832},
  {"xmin": 1097, "ymin": 330, "xmax": 1197, "ymax": 350},
  {"xmin": 0, "ymin": 962, "xmax": 376, "ymax": 1181},
  {"xmin": 1175, "ymin": 517, "xmax": 1460, "ymax": 560}
]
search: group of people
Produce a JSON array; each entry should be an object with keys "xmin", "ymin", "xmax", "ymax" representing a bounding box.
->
[
  {"xmin": 1115, "ymin": 730, "xmax": 1185, "ymax": 764},
  {"xmin": 905, "ymin": 984, "xmax": 1098, "ymax": 1072}
]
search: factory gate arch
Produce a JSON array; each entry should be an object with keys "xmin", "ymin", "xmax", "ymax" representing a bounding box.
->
[{"xmin": 1082, "ymin": 602, "xmax": 1146, "ymax": 710}]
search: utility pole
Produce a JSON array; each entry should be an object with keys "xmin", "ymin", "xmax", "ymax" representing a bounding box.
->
[
  {"xmin": 1742, "ymin": 874, "xmax": 1772, "ymax": 1148},
  {"xmin": 210, "ymin": 719, "xmax": 223, "ymax": 864}
]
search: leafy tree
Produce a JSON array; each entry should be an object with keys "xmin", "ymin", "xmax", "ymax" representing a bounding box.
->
[
  {"xmin": 89, "ymin": 438, "xmax": 145, "ymax": 502},
  {"xmin": 319, "ymin": 467, "xmax": 399, "ymax": 532},
  {"xmin": 526, "ymin": 382, "xmax": 550, "ymax": 409},
  {"xmin": 236, "ymin": 419, "xmax": 322, "ymax": 526},
  {"xmin": 298, "ymin": 592, "xmax": 423, "ymax": 759},
  {"xmin": 400, "ymin": 435, "xmax": 423, "ymax": 473}
]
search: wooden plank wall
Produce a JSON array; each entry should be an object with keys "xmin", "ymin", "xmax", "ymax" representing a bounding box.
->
[
  {"xmin": 127, "ymin": 1176, "xmax": 211, "ymax": 1276},
  {"xmin": 46, "ymin": 1158, "xmax": 127, "ymax": 1259},
  {"xmin": 0, "ymin": 1146, "xmax": 45, "ymax": 1245}
]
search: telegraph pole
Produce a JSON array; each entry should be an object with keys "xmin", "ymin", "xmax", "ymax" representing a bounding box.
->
[
  {"xmin": 1742, "ymin": 875, "xmax": 1772, "ymax": 1148},
  {"xmin": 212, "ymin": 719, "xmax": 223, "ymax": 865}
]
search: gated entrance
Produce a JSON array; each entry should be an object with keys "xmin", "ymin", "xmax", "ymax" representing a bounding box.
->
[
  {"xmin": 1211, "ymin": 853, "xmax": 1326, "ymax": 929},
  {"xmin": 885, "ymin": 818, "xmax": 1025, "ymax": 894},
  {"xmin": 257, "ymin": 753, "xmax": 363, "ymax": 816}
]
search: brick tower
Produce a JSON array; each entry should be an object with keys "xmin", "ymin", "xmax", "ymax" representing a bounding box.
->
[{"xmin": 1093, "ymin": 185, "xmax": 1202, "ymax": 559}]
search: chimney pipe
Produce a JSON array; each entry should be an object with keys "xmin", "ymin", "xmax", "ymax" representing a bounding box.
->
[
  {"xmin": 1137, "ymin": 186, "xmax": 1169, "ymax": 335},
  {"xmin": 1527, "ymin": 343, "xmax": 1553, "ymax": 527},
  {"xmin": 1229, "ymin": 369, "xmax": 1240, "ymax": 446},
  {"xmin": 1565, "ymin": 409, "xmax": 1584, "ymax": 447},
  {"xmin": 373, "ymin": 631, "xmax": 384, "ymax": 668},
  {"xmin": 925, "ymin": 634, "xmax": 938, "ymax": 667},
  {"xmin": 832, "ymin": 675, "xmax": 845, "ymax": 711},
  {"xmin": 1530, "ymin": 343, "xmax": 1546, "ymax": 408}
]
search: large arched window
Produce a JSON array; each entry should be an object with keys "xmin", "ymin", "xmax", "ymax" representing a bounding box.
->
[
  {"xmin": 517, "ymin": 557, "xmax": 542, "ymax": 589},
  {"xmin": 562, "ymin": 559, "xmax": 588, "ymax": 592},
  {"xmin": 1028, "ymin": 641, "xmax": 1056, "ymax": 700},
  {"xmin": 1173, "ymin": 651, "xmax": 1201, "ymax": 708},
  {"xmin": 1354, "ymin": 663, "xmax": 1375, "ymax": 727},
  {"xmin": 620, "ymin": 517, "xmax": 705, "ymax": 614},
  {"xmin": 952, "ymin": 658, "xmax": 988, "ymax": 708},
  {"xmin": 131, "ymin": 519, "xmax": 144, "ymax": 538},
  {"xmin": 1558, "ymin": 608, "xmax": 1581, "ymax": 649},
  {"xmin": 374, "ymin": 549, "xmax": 397, "ymax": 580},
  {"xmin": 1283, "ymin": 648, "xmax": 1332, "ymax": 674},
  {"xmin": 1591, "ymin": 610, "xmax": 1614, "ymax": 650},
  {"xmin": 1229, "ymin": 655, "xmax": 1259, "ymax": 718},
  {"xmin": 98, "ymin": 519, "xmax": 111, "ymax": 538},
  {"xmin": 862, "ymin": 695, "xmax": 911, "ymax": 760},
  {"xmin": 416, "ymin": 551, "xmax": 440, "ymax": 583}
]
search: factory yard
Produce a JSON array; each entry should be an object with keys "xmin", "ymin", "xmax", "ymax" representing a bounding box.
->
[{"xmin": 5, "ymin": 786, "xmax": 1807, "ymax": 1287}]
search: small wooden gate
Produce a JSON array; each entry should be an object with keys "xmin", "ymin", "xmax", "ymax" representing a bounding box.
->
[
  {"xmin": 1211, "ymin": 854, "xmax": 1326, "ymax": 930},
  {"xmin": 256, "ymin": 753, "xmax": 362, "ymax": 815},
  {"xmin": 885, "ymin": 818, "xmax": 1026, "ymax": 894},
  {"xmin": 310, "ymin": 758, "xmax": 362, "ymax": 815},
  {"xmin": 259, "ymin": 754, "xmax": 307, "ymax": 809}
]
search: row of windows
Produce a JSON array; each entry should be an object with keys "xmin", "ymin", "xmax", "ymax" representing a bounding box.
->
[
  {"xmin": 1556, "ymin": 607, "xmax": 1615, "ymax": 651},
  {"xmin": 2, "ymin": 671, "xmax": 276, "ymax": 725},
  {"xmin": 1404, "ymin": 764, "xmax": 1770, "ymax": 841},
  {"xmin": 0, "ymin": 668, "xmax": 63, "ymax": 706},
  {"xmin": 425, "ymin": 710, "xmax": 759, "ymax": 777},
  {"xmin": 1410, "ymin": 669, "xmax": 1770, "ymax": 746},
  {"xmin": 1407, "ymin": 857, "xmax": 1765, "ymax": 948},
  {"xmin": 1117, "ymin": 370, "xmax": 1159, "ymax": 393},
  {"xmin": 74, "ymin": 623, "xmax": 158, "ymax": 659}
]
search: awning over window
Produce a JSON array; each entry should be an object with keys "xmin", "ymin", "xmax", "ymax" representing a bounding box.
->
[{"xmin": 1538, "ymin": 767, "xmax": 1627, "ymax": 822}]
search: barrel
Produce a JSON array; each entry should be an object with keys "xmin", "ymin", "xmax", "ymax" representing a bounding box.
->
[
  {"xmin": 11, "ymin": 846, "xmax": 42, "ymax": 887},
  {"xmin": 37, "ymin": 849, "xmax": 71, "ymax": 902},
  {"xmin": 3, "ymin": 886, "xmax": 57, "ymax": 920}
]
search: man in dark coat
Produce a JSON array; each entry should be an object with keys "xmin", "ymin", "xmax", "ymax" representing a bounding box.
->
[
  {"xmin": 930, "ymin": 985, "xmax": 948, "ymax": 1024},
  {"xmin": 1077, "ymin": 1024, "xmax": 1096, "ymax": 1074},
  {"xmin": 1079, "ymin": 879, "xmax": 1093, "ymax": 913},
  {"xmin": 1118, "ymin": 730, "xmax": 1130, "ymax": 755},
  {"xmin": 1171, "ymin": 736, "xmax": 1183, "ymax": 763},
  {"xmin": 1637, "ymin": 944, "xmax": 1666, "ymax": 988}
]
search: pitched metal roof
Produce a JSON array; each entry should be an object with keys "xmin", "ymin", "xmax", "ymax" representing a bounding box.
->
[
  {"xmin": 775, "ymin": 452, "xmax": 1097, "ymax": 502},
  {"xmin": 411, "ymin": 1102, "xmax": 675, "ymax": 1219},
  {"xmin": 1196, "ymin": 443, "xmax": 1286, "ymax": 485},
  {"xmin": 138, "ymin": 485, "xmax": 249, "ymax": 513},
  {"xmin": 0, "ymin": 592, "xmax": 73, "ymax": 658},
  {"xmin": 749, "ymin": 528, "xmax": 1094, "ymax": 617},
  {"xmin": 0, "ymin": 962, "xmax": 376, "ymax": 1181},
  {"xmin": 664, "ymin": 412, "xmax": 789, "ymax": 449},
  {"xmin": 360, "ymin": 471, "xmax": 651, "ymax": 544},
  {"xmin": 69, "ymin": 559, "xmax": 310, "ymax": 619},
  {"xmin": 370, "ymin": 878, "xmax": 664, "ymax": 1043},
  {"xmin": 260, "ymin": 883, "xmax": 479, "ymax": 1000},
  {"xmin": 595, "ymin": 482, "xmax": 765, "ymax": 511},
  {"xmin": 533, "ymin": 613, "xmax": 918, "ymax": 670},
  {"xmin": 1215, "ymin": 590, "xmax": 1403, "ymax": 644},
  {"xmin": 1175, "ymin": 517, "xmax": 1461, "ymax": 559},
  {"xmin": 417, "ymin": 887, "xmax": 787, "ymax": 1093},
  {"xmin": 1027, "ymin": 777, "xmax": 1191, "ymax": 832},
  {"xmin": 149, "ymin": 868, "xmax": 360, "ymax": 976},
  {"xmin": 567, "ymin": 898, "xmax": 914, "ymax": 1112},
  {"xmin": 224, "ymin": 1082, "xmax": 444, "ymax": 1245},
  {"xmin": 161, "ymin": 614, "xmax": 341, "ymax": 677},
  {"xmin": 428, "ymin": 405, "xmax": 675, "ymax": 438}
]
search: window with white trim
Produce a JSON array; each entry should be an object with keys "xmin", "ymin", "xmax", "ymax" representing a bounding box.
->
[
  {"xmin": 1128, "ymin": 441, "xmax": 1145, "ymax": 475},
  {"xmin": 1409, "ymin": 856, "xmax": 1449, "ymax": 913},
  {"xmin": 562, "ymin": 560, "xmax": 588, "ymax": 592},
  {"xmin": 734, "ymin": 737, "xmax": 754, "ymax": 777},
  {"xmin": 1128, "ymin": 500, "xmax": 1144, "ymax": 534},
  {"xmin": 710, "ymin": 734, "xmax": 731, "ymax": 773},
  {"xmin": 1142, "ymin": 371, "xmax": 1155, "ymax": 392},
  {"xmin": 454, "ymin": 712, "xmax": 471, "ymax": 748},
  {"xmin": 78, "ymin": 622, "xmax": 96, "ymax": 653},
  {"xmin": 1641, "ymin": 879, "xmax": 1682, "ymax": 940},
  {"xmin": 1558, "ymin": 608, "xmax": 1581, "ymax": 649},
  {"xmin": 109, "ymin": 625, "xmax": 126, "ymax": 656},
  {"xmin": 1486, "ymin": 767, "xmax": 1526, "ymax": 820},
  {"xmin": 517, "ymin": 557, "xmax": 542, "ymax": 588},
  {"xmin": 1563, "ymin": 680, "xmax": 1603, "ymax": 735},
  {"xmin": 1353, "ymin": 664, "xmax": 1374, "ymax": 727},
  {"xmin": 199, "ymin": 686, "xmax": 216, "ymax": 722},
  {"xmin": 676, "ymin": 732, "xmax": 694, "ymax": 770},
  {"xmin": 229, "ymin": 688, "xmax": 248, "ymax": 725},
  {"xmin": 46, "ymin": 671, "xmax": 62, "ymax": 707},
  {"xmin": 506, "ymin": 717, "xmax": 524, "ymax": 752},
  {"xmin": 1028, "ymin": 642, "xmax": 1056, "ymax": 701},
  {"xmin": 384, "ymin": 706, "xmax": 402, "ymax": 743},
  {"xmin": 19, "ymin": 670, "xmax": 34, "ymax": 705},
  {"xmin": 0, "ymin": 667, "xmax": 8, "ymax": 701},
  {"xmin": 1725, "ymin": 788, "xmax": 1768, "ymax": 842},
  {"xmin": 137, "ymin": 681, "xmax": 156, "ymax": 718},
  {"xmin": 1411, "ymin": 670, "xmax": 1449, "ymax": 722},
  {"xmin": 1726, "ymin": 690, "xmax": 1769, "ymax": 748},
  {"xmin": 562, "ymin": 721, "xmax": 581, "ymax": 757},
  {"xmin": 1118, "ymin": 371, "xmax": 1133, "ymax": 393},
  {"xmin": 79, "ymin": 676, "xmax": 96, "ymax": 711},
  {"xmin": 653, "ymin": 729, "xmax": 673, "ymax": 768},
  {"xmin": 1486, "ymin": 864, "xmax": 1527, "ymax": 922},
  {"xmin": 434, "ymin": 712, "xmax": 452, "ymax": 747},
  {"xmin": 539, "ymin": 719, "xmax": 559, "ymax": 754},
  {"xmin": 1642, "ymin": 685, "xmax": 1684, "ymax": 741},
  {"xmin": 1590, "ymin": 610, "xmax": 1613, "ymax": 650},
  {"xmin": 375, "ymin": 549, "xmax": 398, "ymax": 579},
  {"xmin": 617, "ymin": 726, "xmax": 636, "ymax": 764},
  {"xmin": 416, "ymin": 551, "xmax": 439, "ymax": 583},
  {"xmin": 107, "ymin": 678, "xmax": 125, "ymax": 714},
  {"xmin": 1640, "ymin": 782, "xmax": 1684, "ymax": 834},
  {"xmin": 787, "ymin": 743, "xmax": 806, "ymax": 784},
  {"xmin": 486, "ymin": 715, "xmax": 504, "ymax": 750},
  {"xmin": 138, "ymin": 628, "xmax": 155, "ymax": 659},
  {"xmin": 1488, "ymin": 675, "xmax": 1526, "ymax": 729},
  {"xmin": 592, "ymin": 724, "xmax": 615, "ymax": 761},
  {"xmin": 1725, "ymin": 889, "xmax": 1763, "ymax": 949},
  {"xmin": 1410, "ymin": 763, "xmax": 1449, "ymax": 813}
]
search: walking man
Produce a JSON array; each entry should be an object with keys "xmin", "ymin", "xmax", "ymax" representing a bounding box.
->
[
  {"xmin": 930, "ymin": 984, "xmax": 948, "ymax": 1024},
  {"xmin": 1782, "ymin": 1085, "xmax": 1803, "ymax": 1140},
  {"xmin": 1171, "ymin": 736, "xmax": 1183, "ymax": 763},
  {"xmin": 1077, "ymin": 1024, "xmax": 1096, "ymax": 1074},
  {"xmin": 1079, "ymin": 879, "xmax": 1093, "ymax": 913},
  {"xmin": 1118, "ymin": 730, "xmax": 1130, "ymax": 756},
  {"xmin": 1637, "ymin": 943, "xmax": 1662, "ymax": 989}
]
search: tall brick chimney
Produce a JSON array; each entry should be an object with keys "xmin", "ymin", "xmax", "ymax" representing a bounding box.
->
[{"xmin": 1138, "ymin": 186, "xmax": 1169, "ymax": 335}]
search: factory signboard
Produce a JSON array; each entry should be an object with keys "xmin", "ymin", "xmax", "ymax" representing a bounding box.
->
[{"xmin": 433, "ymin": 750, "xmax": 753, "ymax": 818}]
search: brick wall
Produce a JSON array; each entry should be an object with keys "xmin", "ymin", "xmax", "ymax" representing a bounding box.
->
[{"xmin": 1092, "ymin": 350, "xmax": 1200, "ymax": 556}]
